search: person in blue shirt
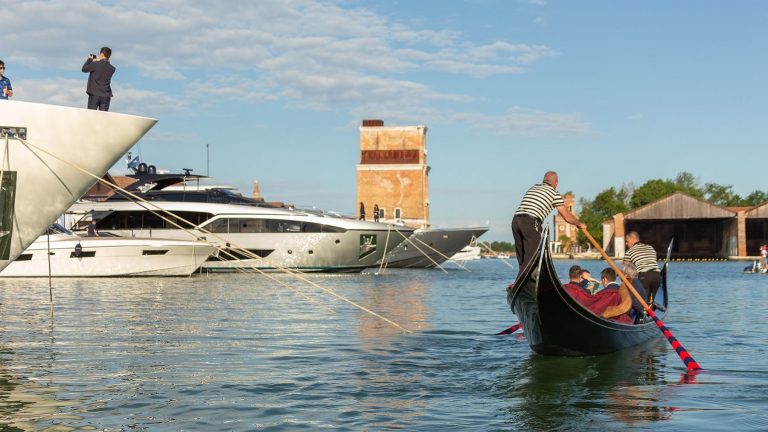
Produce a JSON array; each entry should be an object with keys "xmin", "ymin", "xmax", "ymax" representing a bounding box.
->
[{"xmin": 0, "ymin": 60, "xmax": 13, "ymax": 100}]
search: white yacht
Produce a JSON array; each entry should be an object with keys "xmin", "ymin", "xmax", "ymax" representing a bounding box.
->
[
  {"xmin": 449, "ymin": 245, "xmax": 482, "ymax": 261},
  {"xmin": 0, "ymin": 101, "xmax": 155, "ymax": 271},
  {"xmin": 0, "ymin": 224, "xmax": 217, "ymax": 277},
  {"xmin": 68, "ymin": 191, "xmax": 412, "ymax": 273}
]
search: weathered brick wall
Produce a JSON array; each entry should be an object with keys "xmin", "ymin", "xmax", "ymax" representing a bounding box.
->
[{"xmin": 356, "ymin": 124, "xmax": 429, "ymax": 228}]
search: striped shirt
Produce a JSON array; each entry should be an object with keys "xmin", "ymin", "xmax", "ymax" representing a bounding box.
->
[
  {"xmin": 515, "ymin": 183, "xmax": 565, "ymax": 221},
  {"xmin": 624, "ymin": 243, "xmax": 660, "ymax": 273}
]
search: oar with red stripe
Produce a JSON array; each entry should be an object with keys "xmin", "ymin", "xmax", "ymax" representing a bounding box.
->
[
  {"xmin": 581, "ymin": 229, "xmax": 702, "ymax": 371},
  {"xmin": 496, "ymin": 322, "xmax": 522, "ymax": 335}
]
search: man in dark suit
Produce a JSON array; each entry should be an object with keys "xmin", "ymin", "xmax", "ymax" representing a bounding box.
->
[{"xmin": 82, "ymin": 47, "xmax": 115, "ymax": 111}]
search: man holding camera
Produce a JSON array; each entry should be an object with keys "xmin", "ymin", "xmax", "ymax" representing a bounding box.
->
[{"xmin": 81, "ymin": 47, "xmax": 115, "ymax": 111}]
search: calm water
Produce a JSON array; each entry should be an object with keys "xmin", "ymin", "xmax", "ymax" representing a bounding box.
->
[{"xmin": 0, "ymin": 259, "xmax": 765, "ymax": 431}]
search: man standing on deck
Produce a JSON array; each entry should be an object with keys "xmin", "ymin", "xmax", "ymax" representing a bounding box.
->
[
  {"xmin": 623, "ymin": 231, "xmax": 660, "ymax": 303},
  {"xmin": 512, "ymin": 171, "xmax": 585, "ymax": 272},
  {"xmin": 82, "ymin": 47, "xmax": 115, "ymax": 111}
]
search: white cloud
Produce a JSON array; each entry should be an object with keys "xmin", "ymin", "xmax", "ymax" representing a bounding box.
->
[
  {"xmin": 451, "ymin": 108, "xmax": 591, "ymax": 136},
  {"xmin": 3, "ymin": 0, "xmax": 581, "ymax": 136},
  {"xmin": 12, "ymin": 78, "xmax": 182, "ymax": 116}
]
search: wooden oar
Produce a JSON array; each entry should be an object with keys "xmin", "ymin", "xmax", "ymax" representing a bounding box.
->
[
  {"xmin": 496, "ymin": 322, "xmax": 522, "ymax": 335},
  {"xmin": 581, "ymin": 228, "xmax": 702, "ymax": 371}
]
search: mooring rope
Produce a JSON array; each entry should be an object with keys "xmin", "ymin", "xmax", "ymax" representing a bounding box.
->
[
  {"xmin": 13, "ymin": 136, "xmax": 411, "ymax": 333},
  {"xmin": 411, "ymin": 234, "xmax": 471, "ymax": 272},
  {"xmin": 377, "ymin": 224, "xmax": 392, "ymax": 274},
  {"xmin": 391, "ymin": 227, "xmax": 447, "ymax": 273}
]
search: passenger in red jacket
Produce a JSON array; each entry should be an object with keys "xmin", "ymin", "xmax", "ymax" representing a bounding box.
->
[{"xmin": 564, "ymin": 266, "xmax": 632, "ymax": 324}]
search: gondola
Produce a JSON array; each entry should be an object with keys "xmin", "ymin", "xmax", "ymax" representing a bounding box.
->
[{"xmin": 506, "ymin": 233, "xmax": 670, "ymax": 356}]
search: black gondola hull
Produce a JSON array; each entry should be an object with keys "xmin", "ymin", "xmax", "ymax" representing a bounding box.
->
[{"xmin": 507, "ymin": 243, "xmax": 668, "ymax": 356}]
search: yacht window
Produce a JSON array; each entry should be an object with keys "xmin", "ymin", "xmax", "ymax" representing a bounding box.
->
[
  {"xmin": 239, "ymin": 218, "xmax": 263, "ymax": 233},
  {"xmin": 203, "ymin": 218, "xmax": 229, "ymax": 233},
  {"xmin": 302, "ymin": 222, "xmax": 322, "ymax": 233},
  {"xmin": 142, "ymin": 250, "xmax": 169, "ymax": 255},
  {"xmin": 264, "ymin": 219, "xmax": 301, "ymax": 233},
  {"xmin": 98, "ymin": 210, "xmax": 214, "ymax": 230},
  {"xmin": 143, "ymin": 212, "xmax": 165, "ymax": 229}
]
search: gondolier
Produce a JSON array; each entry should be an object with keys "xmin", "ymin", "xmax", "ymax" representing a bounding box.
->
[
  {"xmin": 623, "ymin": 231, "xmax": 660, "ymax": 302},
  {"xmin": 512, "ymin": 171, "xmax": 584, "ymax": 272}
]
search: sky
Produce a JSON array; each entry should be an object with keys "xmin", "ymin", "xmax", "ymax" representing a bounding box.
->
[{"xmin": 3, "ymin": 0, "xmax": 766, "ymax": 241}]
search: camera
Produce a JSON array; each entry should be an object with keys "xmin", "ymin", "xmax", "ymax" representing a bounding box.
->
[{"xmin": 89, "ymin": 54, "xmax": 97, "ymax": 59}]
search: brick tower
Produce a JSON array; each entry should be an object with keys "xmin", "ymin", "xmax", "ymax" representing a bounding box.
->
[{"xmin": 356, "ymin": 120, "xmax": 430, "ymax": 228}]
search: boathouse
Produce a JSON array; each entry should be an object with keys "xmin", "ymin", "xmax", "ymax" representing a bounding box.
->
[{"xmin": 603, "ymin": 192, "xmax": 768, "ymax": 259}]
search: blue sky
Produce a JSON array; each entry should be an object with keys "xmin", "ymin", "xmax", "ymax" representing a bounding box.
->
[{"xmin": 3, "ymin": 0, "xmax": 766, "ymax": 240}]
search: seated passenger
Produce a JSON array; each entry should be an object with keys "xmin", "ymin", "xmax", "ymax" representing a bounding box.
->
[
  {"xmin": 564, "ymin": 265, "xmax": 592, "ymax": 300},
  {"xmin": 564, "ymin": 266, "xmax": 632, "ymax": 324},
  {"xmin": 622, "ymin": 262, "xmax": 649, "ymax": 320},
  {"xmin": 597, "ymin": 268, "xmax": 633, "ymax": 324}
]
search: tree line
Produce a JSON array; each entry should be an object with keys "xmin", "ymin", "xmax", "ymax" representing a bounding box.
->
[{"xmin": 576, "ymin": 171, "xmax": 768, "ymax": 246}]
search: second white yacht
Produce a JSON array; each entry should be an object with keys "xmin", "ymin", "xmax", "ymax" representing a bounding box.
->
[{"xmin": 0, "ymin": 224, "xmax": 217, "ymax": 277}]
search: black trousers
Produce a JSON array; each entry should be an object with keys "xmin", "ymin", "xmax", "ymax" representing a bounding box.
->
[
  {"xmin": 511, "ymin": 214, "xmax": 541, "ymax": 272},
  {"xmin": 638, "ymin": 270, "xmax": 661, "ymax": 302},
  {"xmin": 87, "ymin": 94, "xmax": 111, "ymax": 111}
]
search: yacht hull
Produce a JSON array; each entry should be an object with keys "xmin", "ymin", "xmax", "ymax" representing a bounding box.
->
[
  {"xmin": 0, "ymin": 101, "xmax": 156, "ymax": 271},
  {"xmin": 382, "ymin": 227, "xmax": 488, "ymax": 268},
  {"xmin": 98, "ymin": 228, "xmax": 404, "ymax": 272},
  {"xmin": 0, "ymin": 235, "xmax": 216, "ymax": 277}
]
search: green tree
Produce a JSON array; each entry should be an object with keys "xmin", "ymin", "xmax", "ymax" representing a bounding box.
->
[
  {"xmin": 742, "ymin": 190, "xmax": 768, "ymax": 207},
  {"xmin": 630, "ymin": 179, "xmax": 679, "ymax": 208},
  {"xmin": 673, "ymin": 171, "xmax": 704, "ymax": 198},
  {"xmin": 703, "ymin": 183, "xmax": 743, "ymax": 207},
  {"xmin": 488, "ymin": 241, "xmax": 514, "ymax": 253},
  {"xmin": 577, "ymin": 186, "xmax": 630, "ymax": 247}
]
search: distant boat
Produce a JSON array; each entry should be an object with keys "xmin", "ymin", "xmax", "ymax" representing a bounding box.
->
[
  {"xmin": 449, "ymin": 245, "xmax": 482, "ymax": 261},
  {"xmin": 0, "ymin": 101, "xmax": 155, "ymax": 272},
  {"xmin": 743, "ymin": 260, "xmax": 767, "ymax": 273},
  {"xmin": 495, "ymin": 252, "xmax": 511, "ymax": 259},
  {"xmin": 0, "ymin": 224, "xmax": 217, "ymax": 277},
  {"xmin": 381, "ymin": 227, "xmax": 489, "ymax": 268}
]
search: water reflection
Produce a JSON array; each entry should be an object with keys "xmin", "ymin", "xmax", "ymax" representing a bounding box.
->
[
  {"xmin": 351, "ymin": 277, "xmax": 431, "ymax": 428},
  {"xmin": 496, "ymin": 339, "xmax": 678, "ymax": 430}
]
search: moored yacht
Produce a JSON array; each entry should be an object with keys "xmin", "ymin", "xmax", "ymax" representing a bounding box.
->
[
  {"xmin": 0, "ymin": 101, "xmax": 155, "ymax": 271},
  {"xmin": 380, "ymin": 226, "xmax": 489, "ymax": 268},
  {"xmin": 67, "ymin": 173, "xmax": 412, "ymax": 272},
  {"xmin": 0, "ymin": 224, "xmax": 217, "ymax": 277}
]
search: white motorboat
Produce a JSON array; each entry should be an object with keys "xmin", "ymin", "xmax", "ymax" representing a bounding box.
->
[
  {"xmin": 0, "ymin": 224, "xmax": 217, "ymax": 277},
  {"xmin": 449, "ymin": 245, "xmax": 482, "ymax": 261},
  {"xmin": 68, "ymin": 194, "xmax": 412, "ymax": 273},
  {"xmin": 381, "ymin": 227, "xmax": 489, "ymax": 268},
  {"xmin": 0, "ymin": 101, "xmax": 156, "ymax": 271}
]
